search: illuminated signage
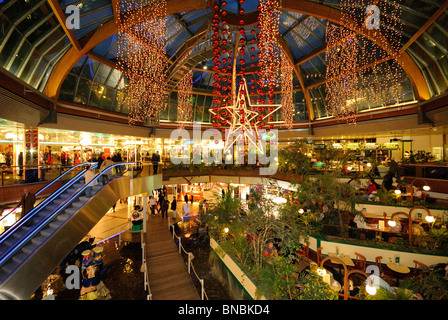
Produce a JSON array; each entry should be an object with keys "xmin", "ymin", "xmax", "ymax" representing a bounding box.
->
[{"xmin": 381, "ymin": 143, "xmax": 399, "ymax": 150}]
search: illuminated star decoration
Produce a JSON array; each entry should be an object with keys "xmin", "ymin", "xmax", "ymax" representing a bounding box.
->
[{"xmin": 210, "ymin": 77, "xmax": 282, "ymax": 154}]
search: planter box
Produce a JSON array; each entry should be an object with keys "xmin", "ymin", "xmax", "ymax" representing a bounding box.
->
[{"xmin": 210, "ymin": 238, "xmax": 266, "ymax": 300}]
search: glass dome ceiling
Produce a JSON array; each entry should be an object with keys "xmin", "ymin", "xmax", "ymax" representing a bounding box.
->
[{"xmin": 0, "ymin": 0, "xmax": 447, "ymax": 125}]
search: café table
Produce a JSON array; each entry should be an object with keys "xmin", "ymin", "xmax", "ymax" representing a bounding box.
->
[
  {"xmin": 328, "ymin": 252, "xmax": 355, "ymax": 267},
  {"xmin": 386, "ymin": 262, "xmax": 410, "ymax": 286}
]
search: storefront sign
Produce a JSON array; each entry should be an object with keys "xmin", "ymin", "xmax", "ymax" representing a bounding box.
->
[
  {"xmin": 346, "ymin": 143, "xmax": 360, "ymax": 150},
  {"xmin": 381, "ymin": 142, "xmax": 399, "ymax": 150},
  {"xmin": 313, "ymin": 144, "xmax": 326, "ymax": 150},
  {"xmin": 364, "ymin": 143, "xmax": 379, "ymax": 150},
  {"xmin": 331, "ymin": 143, "xmax": 344, "ymax": 150}
]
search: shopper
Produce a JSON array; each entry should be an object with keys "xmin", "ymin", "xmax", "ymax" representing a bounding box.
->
[
  {"xmin": 157, "ymin": 191, "xmax": 165, "ymax": 214},
  {"xmin": 100, "ymin": 156, "xmax": 115, "ymax": 185},
  {"xmin": 96, "ymin": 152, "xmax": 105, "ymax": 170},
  {"xmin": 162, "ymin": 198, "xmax": 169, "ymax": 218},
  {"xmin": 84, "ymin": 167, "xmax": 98, "ymax": 198},
  {"xmin": 182, "ymin": 201, "xmax": 191, "ymax": 216},
  {"xmin": 19, "ymin": 188, "xmax": 36, "ymax": 219},
  {"xmin": 149, "ymin": 196, "xmax": 156, "ymax": 216},
  {"xmin": 171, "ymin": 198, "xmax": 177, "ymax": 220},
  {"xmin": 152, "ymin": 151, "xmax": 160, "ymax": 174}
]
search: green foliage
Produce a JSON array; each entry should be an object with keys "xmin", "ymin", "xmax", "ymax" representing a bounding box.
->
[
  {"xmin": 363, "ymin": 287, "xmax": 416, "ymax": 300},
  {"xmin": 201, "ymin": 187, "xmax": 245, "ymax": 241},
  {"xmin": 277, "ymin": 140, "xmax": 311, "ymax": 175},
  {"xmin": 296, "ymin": 265, "xmax": 339, "ymax": 300},
  {"xmin": 292, "ymin": 172, "xmax": 358, "ymax": 237},
  {"xmin": 406, "ymin": 267, "xmax": 448, "ymax": 300},
  {"xmin": 256, "ymin": 255, "xmax": 300, "ymax": 300}
]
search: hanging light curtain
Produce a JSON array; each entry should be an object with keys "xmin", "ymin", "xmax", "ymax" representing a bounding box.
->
[{"xmin": 116, "ymin": 0, "xmax": 168, "ymax": 124}]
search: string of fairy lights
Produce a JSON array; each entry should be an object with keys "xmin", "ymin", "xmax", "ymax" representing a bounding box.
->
[
  {"xmin": 111, "ymin": 0, "xmax": 408, "ymax": 129},
  {"xmin": 116, "ymin": 0, "xmax": 168, "ymax": 124},
  {"xmin": 177, "ymin": 70, "xmax": 194, "ymax": 128},
  {"xmin": 280, "ymin": 52, "xmax": 294, "ymax": 129},
  {"xmin": 324, "ymin": 0, "xmax": 404, "ymax": 124}
]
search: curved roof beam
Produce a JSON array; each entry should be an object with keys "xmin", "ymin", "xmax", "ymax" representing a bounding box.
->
[
  {"xmin": 280, "ymin": 0, "xmax": 430, "ymax": 101},
  {"xmin": 44, "ymin": 0, "xmax": 213, "ymax": 99},
  {"xmin": 45, "ymin": 0, "xmax": 431, "ymax": 103}
]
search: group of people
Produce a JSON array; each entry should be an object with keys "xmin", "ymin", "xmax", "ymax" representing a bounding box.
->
[
  {"xmin": 147, "ymin": 186, "xmax": 209, "ymax": 220},
  {"xmin": 348, "ymin": 159, "xmax": 426, "ymax": 203},
  {"xmin": 149, "ymin": 188, "xmax": 175, "ymax": 219}
]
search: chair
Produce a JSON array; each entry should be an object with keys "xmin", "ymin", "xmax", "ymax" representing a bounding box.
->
[
  {"xmin": 297, "ymin": 244, "xmax": 309, "ymax": 258},
  {"xmin": 375, "ymin": 256, "xmax": 394, "ymax": 281},
  {"xmin": 353, "ymin": 252, "xmax": 366, "ymax": 270},
  {"xmin": 412, "ymin": 260, "xmax": 428, "ymax": 277},
  {"xmin": 316, "ymin": 247, "xmax": 323, "ymax": 265},
  {"xmin": 375, "ymin": 256, "xmax": 383, "ymax": 269}
]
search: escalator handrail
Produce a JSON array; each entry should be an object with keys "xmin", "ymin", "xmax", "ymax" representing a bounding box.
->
[
  {"xmin": 0, "ymin": 163, "xmax": 97, "ymax": 226},
  {"xmin": 0, "ymin": 166, "xmax": 92, "ymax": 244},
  {"xmin": 0, "ymin": 163, "xmax": 136, "ymax": 272},
  {"xmin": 35, "ymin": 162, "xmax": 97, "ymax": 196}
]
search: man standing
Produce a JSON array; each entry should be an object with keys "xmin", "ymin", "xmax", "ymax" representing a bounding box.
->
[
  {"xmin": 152, "ymin": 151, "xmax": 160, "ymax": 174},
  {"xmin": 84, "ymin": 167, "xmax": 98, "ymax": 197},
  {"xmin": 100, "ymin": 156, "xmax": 115, "ymax": 185},
  {"xmin": 162, "ymin": 198, "xmax": 169, "ymax": 218},
  {"xmin": 96, "ymin": 152, "xmax": 105, "ymax": 172},
  {"xmin": 19, "ymin": 188, "xmax": 36, "ymax": 219}
]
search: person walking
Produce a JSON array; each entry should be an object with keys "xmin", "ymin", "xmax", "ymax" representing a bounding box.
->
[
  {"xmin": 162, "ymin": 198, "xmax": 169, "ymax": 218},
  {"xmin": 171, "ymin": 198, "xmax": 177, "ymax": 220},
  {"xmin": 157, "ymin": 192, "xmax": 165, "ymax": 215},
  {"xmin": 149, "ymin": 196, "xmax": 156, "ymax": 216}
]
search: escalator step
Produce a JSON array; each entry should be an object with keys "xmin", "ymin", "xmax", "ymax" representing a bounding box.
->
[
  {"xmin": 40, "ymin": 229, "xmax": 53, "ymax": 237},
  {"xmin": 31, "ymin": 235, "xmax": 47, "ymax": 246},
  {"xmin": 22, "ymin": 245, "xmax": 36, "ymax": 255},
  {"xmin": 12, "ymin": 252, "xmax": 28, "ymax": 264},
  {"xmin": 1, "ymin": 260, "xmax": 18, "ymax": 275},
  {"xmin": 56, "ymin": 213, "xmax": 71, "ymax": 221},
  {"xmin": 65, "ymin": 207, "xmax": 78, "ymax": 215},
  {"xmin": 49, "ymin": 221, "xmax": 63, "ymax": 229},
  {"xmin": 12, "ymin": 231, "xmax": 27, "ymax": 239},
  {"xmin": 71, "ymin": 201, "xmax": 83, "ymax": 208},
  {"xmin": 2, "ymin": 240, "xmax": 14, "ymax": 248}
]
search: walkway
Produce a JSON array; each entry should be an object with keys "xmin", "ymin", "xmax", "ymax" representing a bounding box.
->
[{"xmin": 144, "ymin": 214, "xmax": 200, "ymax": 300}]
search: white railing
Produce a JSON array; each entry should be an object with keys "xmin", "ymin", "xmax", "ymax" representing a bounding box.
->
[
  {"xmin": 140, "ymin": 230, "xmax": 152, "ymax": 300},
  {"xmin": 168, "ymin": 219, "xmax": 208, "ymax": 300}
]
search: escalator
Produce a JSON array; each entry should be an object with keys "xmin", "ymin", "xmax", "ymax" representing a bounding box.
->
[
  {"xmin": 0, "ymin": 163, "xmax": 97, "ymax": 234},
  {"xmin": 0, "ymin": 162, "xmax": 162, "ymax": 300}
]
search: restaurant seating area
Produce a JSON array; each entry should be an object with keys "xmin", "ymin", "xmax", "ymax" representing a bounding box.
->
[{"xmin": 296, "ymin": 241, "xmax": 443, "ymax": 300}]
